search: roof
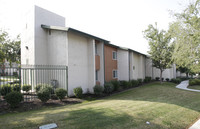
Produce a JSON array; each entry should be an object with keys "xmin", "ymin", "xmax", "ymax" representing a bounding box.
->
[
  {"xmin": 41, "ymin": 24, "xmax": 147, "ymax": 56},
  {"xmin": 41, "ymin": 24, "xmax": 109, "ymax": 43}
]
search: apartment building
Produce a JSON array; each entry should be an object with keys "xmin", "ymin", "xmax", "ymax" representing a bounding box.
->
[{"xmin": 21, "ymin": 6, "xmax": 177, "ymax": 96}]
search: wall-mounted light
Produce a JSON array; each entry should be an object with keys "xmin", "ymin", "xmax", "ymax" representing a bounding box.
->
[{"xmin": 25, "ymin": 46, "xmax": 29, "ymax": 50}]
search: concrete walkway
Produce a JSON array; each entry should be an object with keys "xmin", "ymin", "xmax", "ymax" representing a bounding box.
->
[
  {"xmin": 176, "ymin": 80, "xmax": 200, "ymax": 129},
  {"xmin": 176, "ymin": 80, "xmax": 200, "ymax": 92}
]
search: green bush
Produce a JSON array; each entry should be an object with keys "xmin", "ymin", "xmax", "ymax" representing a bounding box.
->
[
  {"xmin": 110, "ymin": 80, "xmax": 120, "ymax": 91},
  {"xmin": 166, "ymin": 78, "xmax": 170, "ymax": 82},
  {"xmin": 5, "ymin": 91, "xmax": 23, "ymax": 108},
  {"xmin": 73, "ymin": 87, "xmax": 83, "ymax": 98},
  {"xmin": 119, "ymin": 80, "xmax": 129, "ymax": 89},
  {"xmin": 12, "ymin": 84, "xmax": 21, "ymax": 92},
  {"xmin": 144, "ymin": 77, "xmax": 151, "ymax": 83},
  {"xmin": 22, "ymin": 84, "xmax": 32, "ymax": 92},
  {"xmin": 130, "ymin": 80, "xmax": 139, "ymax": 87},
  {"xmin": 13, "ymin": 72, "xmax": 18, "ymax": 77},
  {"xmin": 0, "ymin": 84, "xmax": 12, "ymax": 96},
  {"xmin": 35, "ymin": 83, "xmax": 53, "ymax": 93},
  {"xmin": 137, "ymin": 79, "xmax": 143, "ymax": 85},
  {"xmin": 171, "ymin": 78, "xmax": 181, "ymax": 84},
  {"xmin": 37, "ymin": 88, "xmax": 51, "ymax": 103},
  {"xmin": 155, "ymin": 77, "xmax": 160, "ymax": 81},
  {"xmin": 55, "ymin": 88, "xmax": 67, "ymax": 101},
  {"xmin": 104, "ymin": 82, "xmax": 114, "ymax": 94},
  {"xmin": 189, "ymin": 79, "xmax": 200, "ymax": 86},
  {"xmin": 93, "ymin": 85, "xmax": 104, "ymax": 96}
]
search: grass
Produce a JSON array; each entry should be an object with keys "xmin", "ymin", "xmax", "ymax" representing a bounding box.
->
[
  {"xmin": 188, "ymin": 85, "xmax": 200, "ymax": 90},
  {"xmin": 1, "ymin": 82, "xmax": 200, "ymax": 129}
]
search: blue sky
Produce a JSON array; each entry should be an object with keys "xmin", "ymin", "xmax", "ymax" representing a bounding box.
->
[{"xmin": 0, "ymin": 0, "xmax": 189, "ymax": 54}]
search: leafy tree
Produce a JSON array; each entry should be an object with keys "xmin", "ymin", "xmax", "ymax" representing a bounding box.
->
[
  {"xmin": 144, "ymin": 23, "xmax": 173, "ymax": 83},
  {"xmin": 169, "ymin": 0, "xmax": 200, "ymax": 73},
  {"xmin": 0, "ymin": 30, "xmax": 21, "ymax": 67}
]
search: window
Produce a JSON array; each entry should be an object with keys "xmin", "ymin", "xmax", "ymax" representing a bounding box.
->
[
  {"xmin": 96, "ymin": 70, "xmax": 98, "ymax": 81},
  {"xmin": 112, "ymin": 51, "xmax": 117, "ymax": 60},
  {"xmin": 113, "ymin": 70, "xmax": 118, "ymax": 78}
]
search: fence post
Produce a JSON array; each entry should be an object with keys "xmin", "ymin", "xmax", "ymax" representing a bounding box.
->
[
  {"xmin": 66, "ymin": 66, "xmax": 68, "ymax": 97},
  {"xmin": 19, "ymin": 66, "xmax": 21, "ymax": 88}
]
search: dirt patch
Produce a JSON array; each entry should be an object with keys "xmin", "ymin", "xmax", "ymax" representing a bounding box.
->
[{"xmin": 0, "ymin": 97, "xmax": 83, "ymax": 115}]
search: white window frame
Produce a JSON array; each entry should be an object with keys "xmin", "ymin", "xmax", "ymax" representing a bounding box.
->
[
  {"xmin": 113, "ymin": 70, "xmax": 118, "ymax": 79},
  {"xmin": 112, "ymin": 51, "xmax": 117, "ymax": 60}
]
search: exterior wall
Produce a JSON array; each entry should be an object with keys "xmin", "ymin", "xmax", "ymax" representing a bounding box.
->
[
  {"xmin": 152, "ymin": 64, "xmax": 176, "ymax": 80},
  {"xmin": 21, "ymin": 6, "xmax": 35, "ymax": 65},
  {"xmin": 129, "ymin": 51, "xmax": 145, "ymax": 80},
  {"xmin": 96, "ymin": 42, "xmax": 104, "ymax": 85},
  {"xmin": 145, "ymin": 57, "xmax": 153, "ymax": 77},
  {"xmin": 117, "ymin": 49, "xmax": 129, "ymax": 81},
  {"xmin": 47, "ymin": 30, "xmax": 68, "ymax": 65},
  {"xmin": 104, "ymin": 45, "xmax": 117, "ymax": 82},
  {"xmin": 34, "ymin": 6, "xmax": 65, "ymax": 65},
  {"xmin": 68, "ymin": 32, "xmax": 95, "ymax": 96}
]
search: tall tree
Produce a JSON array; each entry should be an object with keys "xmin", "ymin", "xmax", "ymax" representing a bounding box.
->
[
  {"xmin": 169, "ymin": 0, "xmax": 200, "ymax": 73},
  {"xmin": 144, "ymin": 23, "xmax": 173, "ymax": 83}
]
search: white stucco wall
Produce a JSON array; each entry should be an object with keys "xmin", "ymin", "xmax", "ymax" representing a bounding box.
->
[
  {"xmin": 21, "ymin": 6, "xmax": 35, "ymax": 65},
  {"xmin": 117, "ymin": 49, "xmax": 129, "ymax": 81},
  {"xmin": 68, "ymin": 32, "xmax": 95, "ymax": 96},
  {"xmin": 96, "ymin": 42, "xmax": 105, "ymax": 85},
  {"xmin": 129, "ymin": 52, "xmax": 145, "ymax": 80},
  {"xmin": 152, "ymin": 64, "xmax": 176, "ymax": 80},
  {"xmin": 47, "ymin": 30, "xmax": 68, "ymax": 65},
  {"xmin": 34, "ymin": 6, "xmax": 65, "ymax": 65},
  {"xmin": 145, "ymin": 58, "xmax": 153, "ymax": 77}
]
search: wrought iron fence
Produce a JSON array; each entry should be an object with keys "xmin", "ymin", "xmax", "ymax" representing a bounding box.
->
[{"xmin": 0, "ymin": 65, "xmax": 68, "ymax": 101}]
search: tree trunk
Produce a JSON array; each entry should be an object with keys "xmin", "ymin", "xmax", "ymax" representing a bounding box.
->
[
  {"xmin": 160, "ymin": 69, "xmax": 163, "ymax": 84},
  {"xmin": 186, "ymin": 72, "xmax": 189, "ymax": 78}
]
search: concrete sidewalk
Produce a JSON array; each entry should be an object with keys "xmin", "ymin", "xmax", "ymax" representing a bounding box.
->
[
  {"xmin": 176, "ymin": 80, "xmax": 200, "ymax": 129},
  {"xmin": 176, "ymin": 80, "xmax": 200, "ymax": 92}
]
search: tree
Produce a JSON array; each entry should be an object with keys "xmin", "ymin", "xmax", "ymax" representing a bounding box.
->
[
  {"xmin": 0, "ymin": 30, "xmax": 21, "ymax": 67},
  {"xmin": 144, "ymin": 23, "xmax": 173, "ymax": 83},
  {"xmin": 169, "ymin": 0, "xmax": 200, "ymax": 73}
]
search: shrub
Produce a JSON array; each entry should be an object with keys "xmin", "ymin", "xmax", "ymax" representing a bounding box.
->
[
  {"xmin": 51, "ymin": 94, "xmax": 58, "ymax": 100},
  {"xmin": 55, "ymin": 88, "xmax": 67, "ymax": 101},
  {"xmin": 93, "ymin": 85, "xmax": 104, "ymax": 96},
  {"xmin": 119, "ymin": 80, "xmax": 129, "ymax": 89},
  {"xmin": 5, "ymin": 91, "xmax": 23, "ymax": 108},
  {"xmin": 144, "ymin": 77, "xmax": 151, "ymax": 83},
  {"xmin": 110, "ymin": 80, "xmax": 120, "ymax": 91},
  {"xmin": 22, "ymin": 84, "xmax": 32, "ymax": 92},
  {"xmin": 171, "ymin": 78, "xmax": 181, "ymax": 84},
  {"xmin": 137, "ymin": 79, "xmax": 143, "ymax": 85},
  {"xmin": 73, "ymin": 87, "xmax": 83, "ymax": 98},
  {"xmin": 12, "ymin": 84, "xmax": 21, "ymax": 92},
  {"xmin": 189, "ymin": 79, "xmax": 200, "ymax": 86},
  {"xmin": 130, "ymin": 80, "xmax": 139, "ymax": 87},
  {"xmin": 35, "ymin": 83, "xmax": 53, "ymax": 93},
  {"xmin": 166, "ymin": 78, "xmax": 170, "ymax": 82},
  {"xmin": 104, "ymin": 82, "xmax": 114, "ymax": 94},
  {"xmin": 155, "ymin": 77, "xmax": 160, "ymax": 81},
  {"xmin": 0, "ymin": 84, "xmax": 12, "ymax": 96},
  {"xmin": 13, "ymin": 72, "xmax": 18, "ymax": 77},
  {"xmin": 37, "ymin": 88, "xmax": 51, "ymax": 103}
]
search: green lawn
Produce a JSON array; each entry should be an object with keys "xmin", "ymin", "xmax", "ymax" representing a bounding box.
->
[
  {"xmin": 188, "ymin": 85, "xmax": 200, "ymax": 90},
  {"xmin": 1, "ymin": 82, "xmax": 200, "ymax": 129}
]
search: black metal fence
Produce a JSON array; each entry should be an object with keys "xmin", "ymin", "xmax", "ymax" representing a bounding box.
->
[{"xmin": 0, "ymin": 65, "xmax": 68, "ymax": 101}]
